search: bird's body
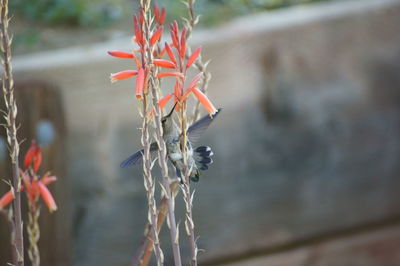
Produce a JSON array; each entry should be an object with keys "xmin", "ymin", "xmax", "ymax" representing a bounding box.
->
[
  {"xmin": 121, "ymin": 107, "xmax": 221, "ymax": 182},
  {"xmin": 161, "ymin": 109, "xmax": 201, "ymax": 182}
]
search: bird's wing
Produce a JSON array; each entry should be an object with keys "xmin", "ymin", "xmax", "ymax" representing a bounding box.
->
[
  {"xmin": 188, "ymin": 108, "xmax": 221, "ymax": 144},
  {"xmin": 120, "ymin": 142, "xmax": 159, "ymax": 168}
]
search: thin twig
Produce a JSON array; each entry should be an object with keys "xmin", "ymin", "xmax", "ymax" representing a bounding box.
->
[{"xmin": 1, "ymin": 0, "xmax": 24, "ymax": 265}]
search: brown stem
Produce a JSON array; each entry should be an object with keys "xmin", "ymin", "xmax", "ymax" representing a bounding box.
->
[
  {"xmin": 133, "ymin": 183, "xmax": 179, "ymax": 266},
  {"xmin": 131, "ymin": 223, "xmax": 151, "ymax": 266},
  {"xmin": 140, "ymin": 195, "xmax": 168, "ymax": 266},
  {"xmin": 27, "ymin": 202, "xmax": 40, "ymax": 266},
  {"xmin": 1, "ymin": 0, "xmax": 24, "ymax": 265}
]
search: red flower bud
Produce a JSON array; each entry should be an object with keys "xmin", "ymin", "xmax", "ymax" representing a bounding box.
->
[{"xmin": 24, "ymin": 140, "xmax": 42, "ymax": 172}]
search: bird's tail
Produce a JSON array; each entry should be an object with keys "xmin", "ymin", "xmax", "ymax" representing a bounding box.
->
[{"xmin": 191, "ymin": 146, "xmax": 214, "ymax": 182}]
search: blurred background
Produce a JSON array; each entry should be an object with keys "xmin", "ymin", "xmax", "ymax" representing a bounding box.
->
[{"xmin": 1, "ymin": 0, "xmax": 400, "ymax": 265}]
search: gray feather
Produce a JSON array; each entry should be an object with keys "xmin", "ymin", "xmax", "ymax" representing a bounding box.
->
[
  {"xmin": 199, "ymin": 157, "xmax": 213, "ymax": 164},
  {"xmin": 120, "ymin": 142, "xmax": 158, "ymax": 168},
  {"xmin": 188, "ymin": 108, "xmax": 221, "ymax": 144},
  {"xmin": 199, "ymin": 164, "xmax": 208, "ymax": 170}
]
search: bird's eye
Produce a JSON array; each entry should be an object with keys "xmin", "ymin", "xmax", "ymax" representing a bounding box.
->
[{"xmin": 161, "ymin": 118, "xmax": 166, "ymax": 123}]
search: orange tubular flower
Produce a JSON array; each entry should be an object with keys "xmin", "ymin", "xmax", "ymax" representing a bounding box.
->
[
  {"xmin": 165, "ymin": 42, "xmax": 176, "ymax": 64},
  {"xmin": 158, "ymin": 94, "xmax": 173, "ymax": 108},
  {"xmin": 188, "ymin": 72, "xmax": 203, "ymax": 90},
  {"xmin": 192, "ymin": 87, "xmax": 217, "ymax": 115},
  {"xmin": 170, "ymin": 21, "xmax": 179, "ymax": 48},
  {"xmin": 154, "ymin": 4, "xmax": 160, "ymax": 23},
  {"xmin": 0, "ymin": 183, "xmax": 24, "ymax": 209},
  {"xmin": 159, "ymin": 8, "xmax": 166, "ymax": 25},
  {"xmin": 134, "ymin": 16, "xmax": 144, "ymax": 47},
  {"xmin": 173, "ymin": 81, "xmax": 184, "ymax": 104},
  {"xmin": 41, "ymin": 175, "xmax": 57, "ymax": 185},
  {"xmin": 153, "ymin": 59, "xmax": 176, "ymax": 69},
  {"xmin": 157, "ymin": 72, "xmax": 184, "ymax": 78},
  {"xmin": 131, "ymin": 53, "xmax": 142, "ymax": 70},
  {"xmin": 111, "ymin": 70, "xmax": 138, "ymax": 83},
  {"xmin": 157, "ymin": 47, "xmax": 167, "ymax": 58},
  {"xmin": 136, "ymin": 68, "xmax": 145, "ymax": 99},
  {"xmin": 0, "ymin": 168, "xmax": 57, "ymax": 211},
  {"xmin": 0, "ymin": 190, "xmax": 15, "ymax": 209},
  {"xmin": 186, "ymin": 47, "xmax": 202, "ymax": 68},
  {"xmin": 38, "ymin": 182, "xmax": 57, "ymax": 212},
  {"xmin": 21, "ymin": 169, "xmax": 57, "ymax": 212},
  {"xmin": 24, "ymin": 140, "xmax": 42, "ymax": 173},
  {"xmin": 181, "ymin": 87, "xmax": 193, "ymax": 102},
  {"xmin": 180, "ymin": 28, "xmax": 187, "ymax": 59},
  {"xmin": 150, "ymin": 26, "xmax": 163, "ymax": 45},
  {"xmin": 108, "ymin": 50, "xmax": 134, "ymax": 58}
]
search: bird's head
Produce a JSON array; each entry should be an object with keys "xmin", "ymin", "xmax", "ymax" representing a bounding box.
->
[{"xmin": 161, "ymin": 102, "xmax": 178, "ymax": 133}]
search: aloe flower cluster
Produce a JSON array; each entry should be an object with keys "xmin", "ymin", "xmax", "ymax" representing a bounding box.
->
[
  {"xmin": 108, "ymin": 6, "xmax": 217, "ymax": 116},
  {"xmin": 0, "ymin": 141, "xmax": 57, "ymax": 212}
]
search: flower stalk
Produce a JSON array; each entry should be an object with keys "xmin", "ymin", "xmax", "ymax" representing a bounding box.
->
[
  {"xmin": 0, "ymin": 0, "xmax": 24, "ymax": 264},
  {"xmin": 140, "ymin": 94, "xmax": 164, "ymax": 266},
  {"xmin": 179, "ymin": 102, "xmax": 198, "ymax": 266},
  {"xmin": 27, "ymin": 201, "xmax": 40, "ymax": 266},
  {"xmin": 140, "ymin": 1, "xmax": 183, "ymax": 265},
  {"xmin": 135, "ymin": 3, "xmax": 165, "ymax": 265},
  {"xmin": 183, "ymin": 0, "xmax": 212, "ymax": 123}
]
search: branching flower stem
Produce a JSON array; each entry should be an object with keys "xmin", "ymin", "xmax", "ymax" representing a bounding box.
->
[
  {"xmin": 175, "ymin": 20, "xmax": 198, "ymax": 264},
  {"xmin": 132, "ymin": 3, "xmax": 165, "ymax": 266},
  {"xmin": 27, "ymin": 201, "xmax": 40, "ymax": 266},
  {"xmin": 0, "ymin": 0, "xmax": 24, "ymax": 265},
  {"xmin": 179, "ymin": 99, "xmax": 198, "ymax": 266},
  {"xmin": 141, "ymin": 0, "xmax": 183, "ymax": 265},
  {"xmin": 140, "ymin": 95, "xmax": 164, "ymax": 266},
  {"xmin": 184, "ymin": 0, "xmax": 212, "ymax": 123}
]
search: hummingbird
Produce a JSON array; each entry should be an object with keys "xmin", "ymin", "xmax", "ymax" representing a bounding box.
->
[{"xmin": 120, "ymin": 106, "xmax": 221, "ymax": 182}]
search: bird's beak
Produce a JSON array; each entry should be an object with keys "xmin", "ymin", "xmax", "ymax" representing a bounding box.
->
[{"xmin": 166, "ymin": 102, "xmax": 178, "ymax": 118}]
